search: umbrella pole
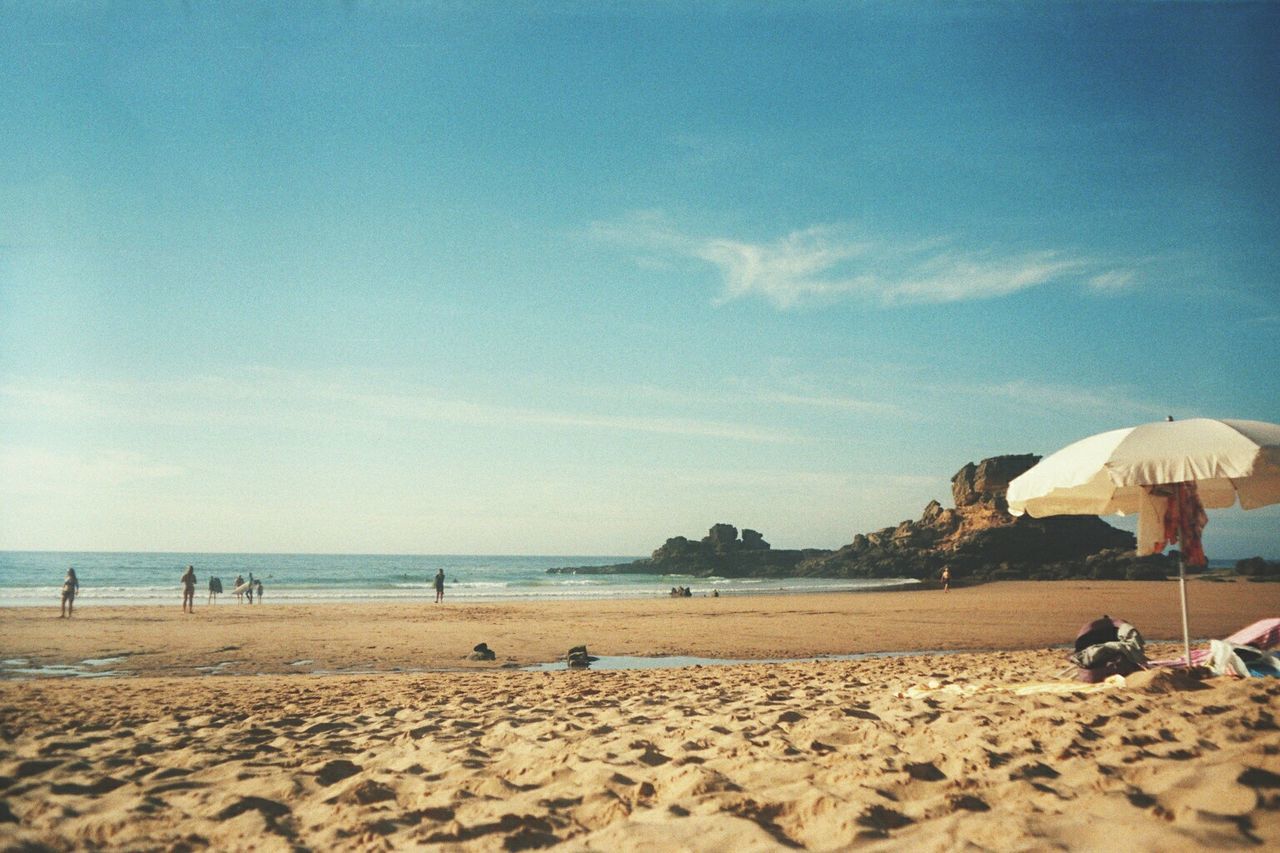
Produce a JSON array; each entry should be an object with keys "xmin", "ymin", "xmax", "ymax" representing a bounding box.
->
[{"xmin": 1178, "ymin": 554, "xmax": 1192, "ymax": 668}]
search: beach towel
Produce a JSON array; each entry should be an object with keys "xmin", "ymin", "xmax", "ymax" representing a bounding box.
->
[
  {"xmin": 1149, "ymin": 617, "xmax": 1280, "ymax": 669},
  {"xmin": 1208, "ymin": 639, "xmax": 1280, "ymax": 678}
]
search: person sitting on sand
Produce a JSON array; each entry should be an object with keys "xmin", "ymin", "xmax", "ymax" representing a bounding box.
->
[
  {"xmin": 181, "ymin": 565, "xmax": 197, "ymax": 613},
  {"xmin": 434, "ymin": 568, "xmax": 445, "ymax": 603},
  {"xmin": 60, "ymin": 567, "xmax": 79, "ymax": 618}
]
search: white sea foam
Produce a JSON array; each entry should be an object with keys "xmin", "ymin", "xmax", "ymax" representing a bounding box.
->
[{"xmin": 0, "ymin": 550, "xmax": 920, "ymax": 607}]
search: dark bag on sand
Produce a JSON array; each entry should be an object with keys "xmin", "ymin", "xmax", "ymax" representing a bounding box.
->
[{"xmin": 1070, "ymin": 615, "xmax": 1147, "ymax": 683}]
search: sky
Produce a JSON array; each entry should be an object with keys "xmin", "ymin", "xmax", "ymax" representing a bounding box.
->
[{"xmin": 2, "ymin": 2, "xmax": 1278, "ymax": 558}]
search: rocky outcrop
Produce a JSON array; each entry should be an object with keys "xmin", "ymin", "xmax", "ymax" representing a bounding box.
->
[
  {"xmin": 548, "ymin": 524, "xmax": 831, "ymax": 578},
  {"xmin": 548, "ymin": 454, "xmax": 1168, "ymax": 583},
  {"xmin": 468, "ymin": 643, "xmax": 497, "ymax": 662},
  {"xmin": 951, "ymin": 455, "xmax": 1040, "ymax": 510},
  {"xmin": 1236, "ymin": 557, "xmax": 1280, "ymax": 579},
  {"xmin": 566, "ymin": 646, "xmax": 598, "ymax": 669},
  {"xmin": 796, "ymin": 454, "xmax": 1162, "ymax": 582}
]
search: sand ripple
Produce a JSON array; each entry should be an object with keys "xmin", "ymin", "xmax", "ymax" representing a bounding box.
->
[{"xmin": 2, "ymin": 649, "xmax": 1279, "ymax": 850}]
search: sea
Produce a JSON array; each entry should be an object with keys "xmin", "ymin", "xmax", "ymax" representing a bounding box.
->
[{"xmin": 0, "ymin": 551, "xmax": 916, "ymax": 608}]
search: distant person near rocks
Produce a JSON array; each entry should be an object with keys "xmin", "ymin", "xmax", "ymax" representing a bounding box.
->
[
  {"xmin": 181, "ymin": 565, "xmax": 197, "ymax": 613},
  {"xmin": 941, "ymin": 565, "xmax": 951, "ymax": 592},
  {"xmin": 60, "ymin": 567, "xmax": 79, "ymax": 618}
]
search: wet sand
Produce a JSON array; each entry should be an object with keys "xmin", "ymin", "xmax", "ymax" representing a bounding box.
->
[
  {"xmin": 2, "ymin": 580, "xmax": 1277, "ymax": 677},
  {"xmin": 2, "ymin": 579, "xmax": 1279, "ymax": 850}
]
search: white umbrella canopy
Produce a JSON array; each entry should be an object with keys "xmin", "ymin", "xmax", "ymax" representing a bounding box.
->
[
  {"xmin": 1006, "ymin": 418, "xmax": 1280, "ymax": 519},
  {"xmin": 1006, "ymin": 417, "xmax": 1280, "ymax": 668}
]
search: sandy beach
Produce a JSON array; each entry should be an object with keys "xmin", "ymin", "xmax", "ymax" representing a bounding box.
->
[{"xmin": 3, "ymin": 580, "xmax": 1280, "ymax": 850}]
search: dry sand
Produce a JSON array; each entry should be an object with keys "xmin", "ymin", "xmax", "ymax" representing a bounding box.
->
[{"xmin": 2, "ymin": 579, "xmax": 1279, "ymax": 850}]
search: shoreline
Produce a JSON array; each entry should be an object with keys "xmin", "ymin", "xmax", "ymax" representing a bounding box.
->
[
  {"xmin": 0, "ymin": 576, "xmax": 924, "ymax": 609},
  {"xmin": 3, "ymin": 579, "xmax": 1278, "ymax": 679}
]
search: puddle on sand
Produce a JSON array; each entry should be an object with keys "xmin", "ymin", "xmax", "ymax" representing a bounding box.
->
[
  {"xmin": 522, "ymin": 649, "xmax": 977, "ymax": 672},
  {"xmin": 1, "ymin": 657, "xmax": 129, "ymax": 679},
  {"xmin": 81, "ymin": 656, "xmax": 126, "ymax": 667},
  {"xmin": 194, "ymin": 660, "xmax": 242, "ymax": 674}
]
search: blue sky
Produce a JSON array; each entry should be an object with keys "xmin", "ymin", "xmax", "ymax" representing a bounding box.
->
[{"xmin": 2, "ymin": 2, "xmax": 1278, "ymax": 557}]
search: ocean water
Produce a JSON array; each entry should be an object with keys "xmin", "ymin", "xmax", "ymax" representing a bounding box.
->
[{"xmin": 0, "ymin": 551, "xmax": 916, "ymax": 607}]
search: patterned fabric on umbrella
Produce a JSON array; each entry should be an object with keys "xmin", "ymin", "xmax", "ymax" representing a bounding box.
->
[
  {"xmin": 1165, "ymin": 482, "xmax": 1208, "ymax": 567},
  {"xmin": 1139, "ymin": 482, "xmax": 1208, "ymax": 566}
]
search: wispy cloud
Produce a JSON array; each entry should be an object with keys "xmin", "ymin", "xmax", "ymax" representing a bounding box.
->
[
  {"xmin": 0, "ymin": 372, "xmax": 800, "ymax": 445},
  {"xmin": 0, "ymin": 446, "xmax": 184, "ymax": 497},
  {"xmin": 593, "ymin": 213, "xmax": 1127, "ymax": 309},
  {"xmin": 568, "ymin": 377, "xmax": 904, "ymax": 419},
  {"xmin": 977, "ymin": 379, "xmax": 1176, "ymax": 420},
  {"xmin": 1088, "ymin": 269, "xmax": 1137, "ymax": 292},
  {"xmin": 753, "ymin": 390, "xmax": 903, "ymax": 417}
]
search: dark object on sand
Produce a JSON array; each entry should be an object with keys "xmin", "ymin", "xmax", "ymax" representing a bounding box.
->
[
  {"xmin": 1070, "ymin": 615, "xmax": 1147, "ymax": 683},
  {"xmin": 469, "ymin": 643, "xmax": 497, "ymax": 661},
  {"xmin": 566, "ymin": 645, "xmax": 598, "ymax": 669}
]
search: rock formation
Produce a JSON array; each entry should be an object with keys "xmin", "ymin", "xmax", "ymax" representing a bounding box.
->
[
  {"xmin": 547, "ymin": 524, "xmax": 830, "ymax": 578},
  {"xmin": 548, "ymin": 454, "xmax": 1171, "ymax": 582},
  {"xmin": 795, "ymin": 454, "xmax": 1164, "ymax": 582},
  {"xmin": 468, "ymin": 643, "xmax": 497, "ymax": 662}
]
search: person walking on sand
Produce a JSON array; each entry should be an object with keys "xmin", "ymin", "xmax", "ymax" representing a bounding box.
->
[
  {"xmin": 941, "ymin": 565, "xmax": 951, "ymax": 593},
  {"xmin": 60, "ymin": 567, "xmax": 79, "ymax": 618},
  {"xmin": 233, "ymin": 573, "xmax": 245, "ymax": 603},
  {"xmin": 181, "ymin": 565, "xmax": 197, "ymax": 613},
  {"xmin": 434, "ymin": 568, "xmax": 445, "ymax": 603}
]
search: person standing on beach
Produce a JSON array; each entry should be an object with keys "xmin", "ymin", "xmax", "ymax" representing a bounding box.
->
[
  {"xmin": 60, "ymin": 567, "xmax": 79, "ymax": 618},
  {"xmin": 434, "ymin": 568, "xmax": 445, "ymax": 603},
  {"xmin": 941, "ymin": 565, "xmax": 951, "ymax": 593},
  {"xmin": 254, "ymin": 579, "xmax": 263, "ymax": 604},
  {"xmin": 181, "ymin": 565, "xmax": 197, "ymax": 613}
]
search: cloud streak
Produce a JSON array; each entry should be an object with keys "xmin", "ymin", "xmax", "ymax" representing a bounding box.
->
[
  {"xmin": 0, "ymin": 372, "xmax": 801, "ymax": 445},
  {"xmin": 593, "ymin": 213, "xmax": 1133, "ymax": 309}
]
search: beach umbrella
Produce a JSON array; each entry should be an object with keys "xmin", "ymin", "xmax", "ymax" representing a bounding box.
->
[{"xmin": 1005, "ymin": 417, "xmax": 1280, "ymax": 667}]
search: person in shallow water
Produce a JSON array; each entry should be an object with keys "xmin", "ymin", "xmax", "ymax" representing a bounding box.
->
[
  {"xmin": 60, "ymin": 567, "xmax": 79, "ymax": 618},
  {"xmin": 434, "ymin": 568, "xmax": 445, "ymax": 603}
]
